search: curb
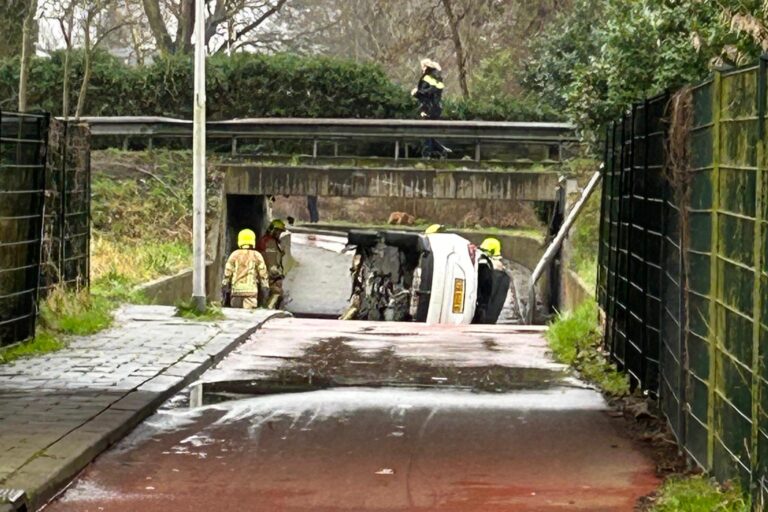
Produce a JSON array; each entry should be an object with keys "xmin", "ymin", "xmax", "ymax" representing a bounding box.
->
[{"xmin": 14, "ymin": 311, "xmax": 287, "ymax": 511}]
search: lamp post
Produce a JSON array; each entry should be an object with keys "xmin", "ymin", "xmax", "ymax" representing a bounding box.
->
[{"xmin": 192, "ymin": 0, "xmax": 207, "ymax": 312}]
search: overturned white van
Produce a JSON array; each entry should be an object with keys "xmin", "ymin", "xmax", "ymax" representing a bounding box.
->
[{"xmin": 340, "ymin": 230, "xmax": 509, "ymax": 325}]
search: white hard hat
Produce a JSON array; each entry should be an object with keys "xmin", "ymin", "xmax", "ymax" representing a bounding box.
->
[{"xmin": 420, "ymin": 58, "xmax": 441, "ymax": 71}]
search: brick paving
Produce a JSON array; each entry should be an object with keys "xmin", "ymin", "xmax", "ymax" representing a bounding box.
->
[{"xmin": 0, "ymin": 305, "xmax": 283, "ymax": 510}]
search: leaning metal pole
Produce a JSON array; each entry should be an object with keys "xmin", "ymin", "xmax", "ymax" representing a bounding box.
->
[
  {"xmin": 192, "ymin": 0, "xmax": 207, "ymax": 312},
  {"xmin": 525, "ymin": 165, "xmax": 604, "ymax": 324}
]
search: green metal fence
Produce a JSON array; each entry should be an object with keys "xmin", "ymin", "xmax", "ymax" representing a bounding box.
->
[
  {"xmin": 599, "ymin": 59, "xmax": 768, "ymax": 493},
  {"xmin": 0, "ymin": 115, "xmax": 91, "ymax": 347},
  {"xmin": 0, "ymin": 111, "xmax": 50, "ymax": 346}
]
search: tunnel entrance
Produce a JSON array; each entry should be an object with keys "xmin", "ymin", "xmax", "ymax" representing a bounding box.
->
[
  {"xmin": 219, "ymin": 193, "xmax": 550, "ymax": 325},
  {"xmin": 224, "ymin": 194, "xmax": 270, "ymax": 254}
]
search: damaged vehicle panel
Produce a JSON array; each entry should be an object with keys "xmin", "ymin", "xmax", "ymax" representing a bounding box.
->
[{"xmin": 340, "ymin": 230, "xmax": 507, "ymax": 325}]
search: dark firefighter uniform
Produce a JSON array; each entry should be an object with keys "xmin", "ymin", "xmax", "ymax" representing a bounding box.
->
[
  {"xmin": 257, "ymin": 219, "xmax": 287, "ymax": 309},
  {"xmin": 413, "ymin": 63, "xmax": 445, "ymax": 119}
]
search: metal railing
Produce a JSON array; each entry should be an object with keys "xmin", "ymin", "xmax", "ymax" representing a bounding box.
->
[{"xmin": 72, "ymin": 116, "xmax": 578, "ymax": 161}]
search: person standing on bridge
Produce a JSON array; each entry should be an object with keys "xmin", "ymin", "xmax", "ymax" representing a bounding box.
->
[
  {"xmin": 222, "ymin": 229, "xmax": 270, "ymax": 309},
  {"xmin": 257, "ymin": 219, "xmax": 288, "ymax": 309},
  {"xmin": 412, "ymin": 58, "xmax": 444, "ymax": 120},
  {"xmin": 411, "ymin": 58, "xmax": 447, "ymax": 158}
]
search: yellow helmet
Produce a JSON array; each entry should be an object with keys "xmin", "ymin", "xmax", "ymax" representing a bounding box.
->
[
  {"xmin": 269, "ymin": 219, "xmax": 286, "ymax": 232},
  {"xmin": 425, "ymin": 224, "xmax": 445, "ymax": 234},
  {"xmin": 480, "ymin": 237, "xmax": 501, "ymax": 257},
  {"xmin": 237, "ymin": 229, "xmax": 256, "ymax": 249}
]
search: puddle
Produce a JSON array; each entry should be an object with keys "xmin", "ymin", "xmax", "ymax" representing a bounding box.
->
[{"xmin": 180, "ymin": 337, "xmax": 571, "ymax": 408}]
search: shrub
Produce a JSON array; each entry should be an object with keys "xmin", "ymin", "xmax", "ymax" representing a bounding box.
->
[{"xmin": 0, "ymin": 51, "xmax": 554, "ymax": 121}]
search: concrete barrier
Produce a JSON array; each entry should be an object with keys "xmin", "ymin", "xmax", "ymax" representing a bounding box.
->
[
  {"xmin": 560, "ymin": 269, "xmax": 594, "ymax": 312},
  {"xmin": 136, "ymin": 269, "xmax": 194, "ymax": 306}
]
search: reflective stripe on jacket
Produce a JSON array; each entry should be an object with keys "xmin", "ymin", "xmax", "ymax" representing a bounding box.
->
[
  {"xmin": 415, "ymin": 70, "xmax": 444, "ymax": 119},
  {"xmin": 222, "ymin": 249, "xmax": 269, "ymax": 295}
]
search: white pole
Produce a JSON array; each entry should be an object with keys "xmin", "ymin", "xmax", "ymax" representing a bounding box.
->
[
  {"xmin": 192, "ymin": 0, "xmax": 206, "ymax": 312},
  {"xmin": 525, "ymin": 165, "xmax": 604, "ymax": 324}
]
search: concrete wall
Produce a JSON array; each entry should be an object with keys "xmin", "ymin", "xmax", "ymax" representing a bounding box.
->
[
  {"xmin": 137, "ymin": 269, "xmax": 193, "ymax": 306},
  {"xmin": 222, "ymin": 164, "xmax": 561, "ymax": 202},
  {"xmin": 560, "ymin": 269, "xmax": 594, "ymax": 313}
]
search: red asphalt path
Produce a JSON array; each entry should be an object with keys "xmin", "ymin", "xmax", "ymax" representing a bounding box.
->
[{"xmin": 47, "ymin": 319, "xmax": 660, "ymax": 512}]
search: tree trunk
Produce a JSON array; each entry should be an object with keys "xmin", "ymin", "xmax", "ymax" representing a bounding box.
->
[
  {"xmin": 142, "ymin": 0, "xmax": 175, "ymax": 54},
  {"xmin": 75, "ymin": 26, "xmax": 92, "ymax": 119},
  {"xmin": 178, "ymin": 0, "xmax": 195, "ymax": 54},
  {"xmin": 440, "ymin": 0, "xmax": 470, "ymax": 99},
  {"xmin": 62, "ymin": 47, "xmax": 71, "ymax": 118},
  {"xmin": 18, "ymin": 0, "xmax": 37, "ymax": 112}
]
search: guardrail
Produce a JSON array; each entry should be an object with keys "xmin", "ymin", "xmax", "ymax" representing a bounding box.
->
[{"xmin": 70, "ymin": 116, "xmax": 579, "ymax": 161}]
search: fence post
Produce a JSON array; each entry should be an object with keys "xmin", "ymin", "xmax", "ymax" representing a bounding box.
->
[
  {"xmin": 750, "ymin": 57, "xmax": 767, "ymax": 488},
  {"xmin": 597, "ymin": 124, "xmax": 611, "ymax": 302},
  {"xmin": 674, "ymin": 88, "xmax": 688, "ymax": 450},
  {"xmin": 706, "ymin": 69, "xmax": 723, "ymax": 471},
  {"xmin": 607, "ymin": 121, "xmax": 622, "ymax": 362},
  {"xmin": 60, "ymin": 120, "xmax": 68, "ymax": 285},
  {"xmin": 31, "ymin": 114, "xmax": 51, "ymax": 340}
]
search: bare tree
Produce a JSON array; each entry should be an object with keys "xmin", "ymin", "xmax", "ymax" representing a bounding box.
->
[
  {"xmin": 440, "ymin": 0, "xmax": 468, "ymax": 98},
  {"xmin": 265, "ymin": 0, "xmax": 567, "ymax": 98},
  {"xmin": 74, "ymin": 0, "xmax": 133, "ymax": 117},
  {"xmin": 43, "ymin": 0, "xmax": 79, "ymax": 117},
  {"xmin": 0, "ymin": 0, "xmax": 30, "ymax": 58},
  {"xmin": 18, "ymin": 0, "xmax": 39, "ymax": 112},
  {"xmin": 139, "ymin": 0, "xmax": 288, "ymax": 55}
]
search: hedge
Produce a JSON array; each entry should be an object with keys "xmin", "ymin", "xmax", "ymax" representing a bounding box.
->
[{"xmin": 0, "ymin": 51, "xmax": 560, "ymax": 121}]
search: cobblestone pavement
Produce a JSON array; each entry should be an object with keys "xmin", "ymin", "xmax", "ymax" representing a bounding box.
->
[{"xmin": 0, "ymin": 305, "xmax": 283, "ymax": 511}]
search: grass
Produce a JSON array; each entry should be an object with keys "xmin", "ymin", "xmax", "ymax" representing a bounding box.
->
[
  {"xmin": 40, "ymin": 286, "xmax": 113, "ymax": 335},
  {"xmin": 91, "ymin": 237, "xmax": 192, "ymax": 288},
  {"xmin": 650, "ymin": 475, "xmax": 749, "ymax": 512},
  {"xmin": 0, "ymin": 286, "xmax": 113, "ymax": 364},
  {"xmin": 0, "ymin": 331, "xmax": 66, "ymax": 364},
  {"xmin": 175, "ymin": 299, "xmax": 225, "ymax": 322},
  {"xmin": 546, "ymin": 299, "xmax": 629, "ymax": 397}
]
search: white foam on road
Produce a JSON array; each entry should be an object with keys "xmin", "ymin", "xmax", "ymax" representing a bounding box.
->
[{"xmin": 207, "ymin": 386, "xmax": 607, "ymax": 428}]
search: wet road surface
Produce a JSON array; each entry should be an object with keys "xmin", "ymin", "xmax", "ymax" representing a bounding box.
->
[
  {"xmin": 47, "ymin": 318, "xmax": 660, "ymax": 511},
  {"xmin": 49, "ymin": 388, "xmax": 657, "ymax": 512}
]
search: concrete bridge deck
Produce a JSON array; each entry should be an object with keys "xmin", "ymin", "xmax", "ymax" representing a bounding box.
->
[{"xmin": 221, "ymin": 162, "xmax": 562, "ymax": 201}]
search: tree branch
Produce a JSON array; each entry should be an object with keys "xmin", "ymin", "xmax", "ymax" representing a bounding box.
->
[{"xmin": 227, "ymin": 0, "xmax": 288, "ymax": 47}]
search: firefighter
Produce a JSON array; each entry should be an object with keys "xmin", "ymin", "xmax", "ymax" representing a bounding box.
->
[
  {"xmin": 412, "ymin": 58, "xmax": 446, "ymax": 158},
  {"xmin": 222, "ymin": 229, "xmax": 270, "ymax": 309},
  {"xmin": 411, "ymin": 58, "xmax": 444, "ymax": 120},
  {"xmin": 257, "ymin": 219, "xmax": 288, "ymax": 309},
  {"xmin": 480, "ymin": 237, "xmax": 504, "ymax": 271}
]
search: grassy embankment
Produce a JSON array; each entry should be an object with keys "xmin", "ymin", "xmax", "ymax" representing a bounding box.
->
[
  {"xmin": 649, "ymin": 476, "xmax": 749, "ymax": 511},
  {"xmin": 2, "ymin": 150, "xmax": 217, "ymax": 363},
  {"xmin": 545, "ymin": 299, "xmax": 629, "ymax": 396}
]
